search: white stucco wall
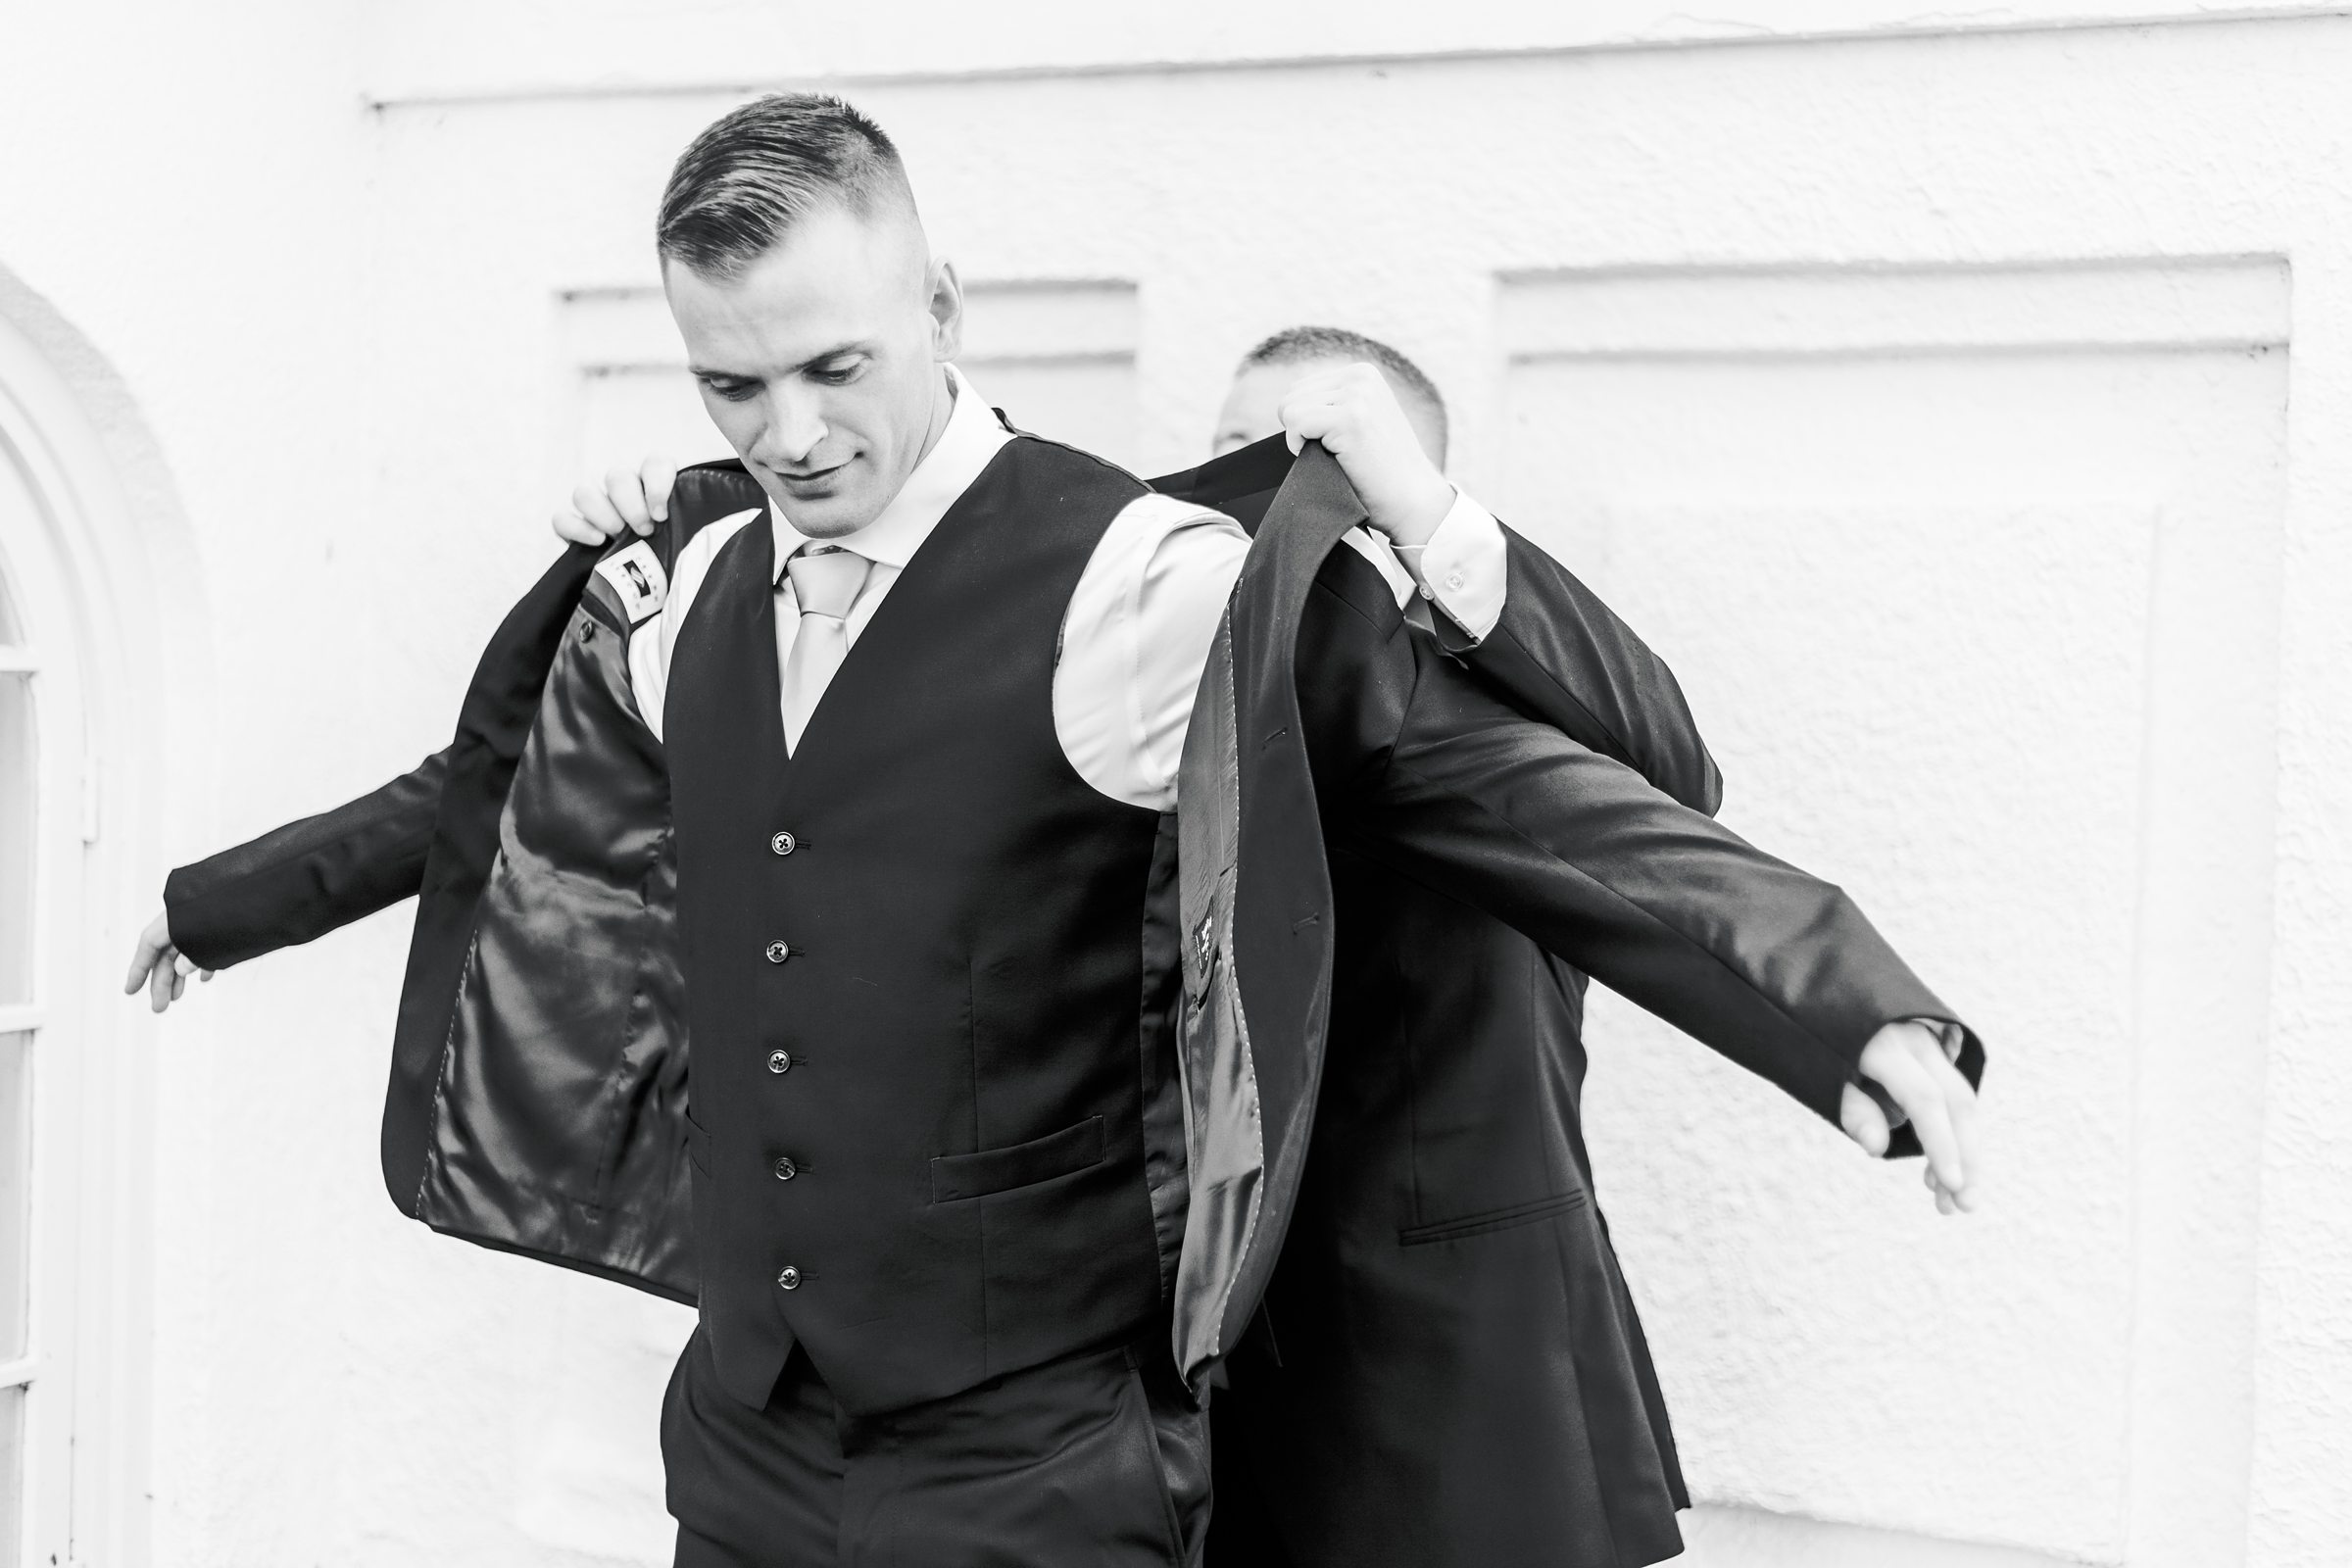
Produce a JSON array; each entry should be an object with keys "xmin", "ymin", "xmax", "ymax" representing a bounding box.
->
[{"xmin": 4, "ymin": 5, "xmax": 2350, "ymax": 1566}]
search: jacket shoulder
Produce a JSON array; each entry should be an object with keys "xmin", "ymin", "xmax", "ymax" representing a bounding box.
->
[
  {"xmin": 1002, "ymin": 429, "xmax": 1152, "ymax": 502},
  {"xmin": 650, "ymin": 460, "xmax": 766, "ymax": 574},
  {"xmin": 574, "ymin": 460, "xmax": 763, "ymax": 634}
]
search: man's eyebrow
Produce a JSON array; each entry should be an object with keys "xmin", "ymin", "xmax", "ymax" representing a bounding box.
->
[
  {"xmin": 793, "ymin": 342, "xmax": 872, "ymax": 373},
  {"xmin": 687, "ymin": 343, "xmax": 872, "ymax": 380}
]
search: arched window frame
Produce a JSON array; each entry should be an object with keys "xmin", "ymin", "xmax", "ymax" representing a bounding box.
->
[{"xmin": 0, "ymin": 275, "xmax": 204, "ymax": 1568}]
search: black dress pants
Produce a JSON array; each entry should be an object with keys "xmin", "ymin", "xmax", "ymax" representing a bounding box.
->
[{"xmin": 662, "ymin": 1324, "xmax": 1210, "ymax": 1567}]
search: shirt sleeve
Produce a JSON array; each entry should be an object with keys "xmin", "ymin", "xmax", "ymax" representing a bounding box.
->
[
  {"xmin": 1388, "ymin": 488, "xmax": 1508, "ymax": 644},
  {"xmin": 1055, "ymin": 494, "xmax": 1252, "ymax": 811}
]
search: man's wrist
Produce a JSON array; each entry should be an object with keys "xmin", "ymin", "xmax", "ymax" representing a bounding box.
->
[
  {"xmin": 1371, "ymin": 473, "xmax": 1457, "ymax": 550},
  {"xmin": 1392, "ymin": 490, "xmax": 1507, "ymax": 644}
]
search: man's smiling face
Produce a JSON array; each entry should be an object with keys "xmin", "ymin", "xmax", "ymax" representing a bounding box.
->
[{"xmin": 666, "ymin": 199, "xmax": 959, "ymax": 539}]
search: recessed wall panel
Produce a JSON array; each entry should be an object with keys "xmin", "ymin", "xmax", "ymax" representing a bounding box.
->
[{"xmin": 1495, "ymin": 260, "xmax": 2288, "ymax": 1559}]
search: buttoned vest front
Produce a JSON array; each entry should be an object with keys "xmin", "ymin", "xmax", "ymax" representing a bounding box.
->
[{"xmin": 662, "ymin": 435, "xmax": 1179, "ymax": 1414}]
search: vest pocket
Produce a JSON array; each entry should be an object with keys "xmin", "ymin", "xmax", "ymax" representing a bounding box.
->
[
  {"xmin": 930, "ymin": 1114, "xmax": 1106, "ymax": 1202},
  {"xmin": 1397, "ymin": 1190, "xmax": 1589, "ymax": 1247}
]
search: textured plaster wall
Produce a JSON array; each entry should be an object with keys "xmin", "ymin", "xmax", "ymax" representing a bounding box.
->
[{"xmin": 3, "ymin": 6, "xmax": 2350, "ymax": 1567}]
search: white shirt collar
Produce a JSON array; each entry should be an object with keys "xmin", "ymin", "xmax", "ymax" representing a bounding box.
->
[{"xmin": 768, "ymin": 363, "xmax": 1011, "ymax": 580}]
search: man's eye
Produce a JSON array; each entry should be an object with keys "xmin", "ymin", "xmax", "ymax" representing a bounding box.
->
[
  {"xmin": 809, "ymin": 363, "xmax": 861, "ymax": 386},
  {"xmin": 702, "ymin": 379, "xmax": 760, "ymax": 403}
]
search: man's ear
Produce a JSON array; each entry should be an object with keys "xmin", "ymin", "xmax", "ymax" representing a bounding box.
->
[{"xmin": 928, "ymin": 256, "xmax": 965, "ymax": 363}]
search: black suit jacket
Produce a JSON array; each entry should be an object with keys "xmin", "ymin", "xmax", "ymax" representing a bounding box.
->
[
  {"xmin": 167, "ymin": 442, "xmax": 1981, "ymax": 1568},
  {"xmin": 1155, "ymin": 442, "xmax": 1718, "ymax": 1566},
  {"xmin": 1158, "ymin": 446, "xmax": 1980, "ymax": 1567}
]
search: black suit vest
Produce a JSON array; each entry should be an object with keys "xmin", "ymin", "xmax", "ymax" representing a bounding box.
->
[{"xmin": 662, "ymin": 435, "xmax": 1176, "ymax": 1413}]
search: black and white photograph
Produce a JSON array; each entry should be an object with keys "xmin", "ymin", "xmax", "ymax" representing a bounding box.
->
[{"xmin": 1, "ymin": 3, "xmax": 2344, "ymax": 1565}]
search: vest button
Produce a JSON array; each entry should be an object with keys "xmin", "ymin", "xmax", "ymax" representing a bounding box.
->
[
  {"xmin": 770, "ymin": 831, "xmax": 797, "ymax": 856},
  {"xmin": 764, "ymin": 941, "xmax": 792, "ymax": 964},
  {"xmin": 772, "ymin": 1156, "xmax": 798, "ymax": 1181},
  {"xmin": 775, "ymin": 1265, "xmax": 801, "ymax": 1291},
  {"xmin": 767, "ymin": 1050, "xmax": 793, "ymax": 1074}
]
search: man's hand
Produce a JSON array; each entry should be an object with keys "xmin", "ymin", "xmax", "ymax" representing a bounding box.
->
[
  {"xmin": 122, "ymin": 910, "xmax": 212, "ymax": 1014},
  {"xmin": 1838, "ymin": 1020, "xmax": 1981, "ymax": 1214},
  {"xmin": 553, "ymin": 455, "xmax": 680, "ymax": 547},
  {"xmin": 1278, "ymin": 363, "xmax": 1457, "ymax": 550}
]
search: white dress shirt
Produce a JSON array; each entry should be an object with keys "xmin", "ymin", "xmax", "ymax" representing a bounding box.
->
[{"xmin": 627, "ymin": 365, "xmax": 1507, "ymax": 811}]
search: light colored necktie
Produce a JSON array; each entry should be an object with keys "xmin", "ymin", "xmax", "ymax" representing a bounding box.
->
[{"xmin": 779, "ymin": 545, "xmax": 871, "ymax": 753}]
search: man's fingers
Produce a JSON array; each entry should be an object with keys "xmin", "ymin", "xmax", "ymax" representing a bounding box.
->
[
  {"xmin": 604, "ymin": 467, "xmax": 653, "ymax": 535},
  {"xmin": 1838, "ymin": 1081, "xmax": 1891, "ymax": 1156},
  {"xmin": 552, "ymin": 507, "xmax": 607, "ymax": 548},
  {"xmin": 125, "ymin": 910, "xmax": 198, "ymax": 1013},
  {"xmin": 1857, "ymin": 1020, "xmax": 1981, "ymax": 1209},
  {"xmin": 641, "ymin": 455, "xmax": 678, "ymax": 524},
  {"xmin": 1884, "ymin": 1049, "xmax": 1967, "ymax": 1197},
  {"xmin": 570, "ymin": 482, "xmax": 631, "ymax": 543},
  {"xmin": 1277, "ymin": 382, "xmax": 1348, "ymax": 441},
  {"xmin": 1904, "ymin": 1026, "xmax": 1982, "ymax": 1202},
  {"xmin": 1935, "ymin": 1048, "xmax": 1983, "ymax": 1209},
  {"xmin": 1278, "ymin": 400, "xmax": 1331, "ymax": 441},
  {"xmin": 123, "ymin": 913, "xmax": 174, "ymax": 994},
  {"xmin": 123, "ymin": 937, "xmax": 165, "ymax": 994}
]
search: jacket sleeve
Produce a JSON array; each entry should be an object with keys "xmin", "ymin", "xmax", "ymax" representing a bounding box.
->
[
  {"xmin": 1297, "ymin": 553, "xmax": 1983, "ymax": 1153},
  {"xmin": 157, "ymin": 515, "xmax": 661, "ymax": 976},
  {"xmin": 163, "ymin": 748, "xmax": 451, "ymax": 972},
  {"xmin": 1436, "ymin": 521, "xmax": 1724, "ymax": 815}
]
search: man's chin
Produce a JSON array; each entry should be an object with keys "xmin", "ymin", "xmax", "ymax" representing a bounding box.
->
[{"xmin": 767, "ymin": 488, "xmax": 876, "ymax": 541}]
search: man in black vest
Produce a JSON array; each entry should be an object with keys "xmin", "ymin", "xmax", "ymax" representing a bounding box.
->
[
  {"xmin": 562, "ymin": 327, "xmax": 1751, "ymax": 1568},
  {"xmin": 128, "ymin": 95, "xmax": 1984, "ymax": 1567}
]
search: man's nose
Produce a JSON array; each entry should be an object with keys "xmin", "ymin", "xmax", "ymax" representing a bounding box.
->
[{"xmin": 755, "ymin": 392, "xmax": 827, "ymax": 468}]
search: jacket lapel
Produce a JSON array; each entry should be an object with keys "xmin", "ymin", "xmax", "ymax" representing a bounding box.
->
[{"xmin": 1169, "ymin": 444, "xmax": 1365, "ymax": 1394}]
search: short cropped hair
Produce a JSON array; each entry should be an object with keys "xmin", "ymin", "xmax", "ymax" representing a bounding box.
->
[
  {"xmin": 658, "ymin": 93, "xmax": 917, "ymax": 279},
  {"xmin": 1240, "ymin": 325, "xmax": 1448, "ymax": 462}
]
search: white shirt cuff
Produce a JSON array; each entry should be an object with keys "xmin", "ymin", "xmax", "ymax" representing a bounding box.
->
[{"xmin": 1392, "ymin": 489, "xmax": 1507, "ymax": 644}]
